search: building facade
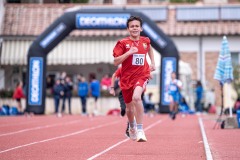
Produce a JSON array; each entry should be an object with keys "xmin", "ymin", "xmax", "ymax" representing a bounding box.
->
[{"xmin": 0, "ymin": 2, "xmax": 240, "ymax": 109}]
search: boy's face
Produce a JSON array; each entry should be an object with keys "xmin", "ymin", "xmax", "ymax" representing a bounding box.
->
[
  {"xmin": 127, "ymin": 20, "xmax": 142, "ymax": 39},
  {"xmin": 171, "ymin": 73, "xmax": 176, "ymax": 80}
]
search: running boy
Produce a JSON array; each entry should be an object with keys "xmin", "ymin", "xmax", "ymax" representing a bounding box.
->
[
  {"xmin": 113, "ymin": 16, "xmax": 156, "ymax": 142},
  {"xmin": 168, "ymin": 72, "xmax": 182, "ymax": 120},
  {"xmin": 109, "ymin": 66, "xmax": 130, "ymax": 137}
]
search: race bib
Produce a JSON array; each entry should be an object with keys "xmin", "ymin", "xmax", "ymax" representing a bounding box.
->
[
  {"xmin": 170, "ymin": 85, "xmax": 177, "ymax": 91},
  {"xmin": 132, "ymin": 54, "xmax": 145, "ymax": 66}
]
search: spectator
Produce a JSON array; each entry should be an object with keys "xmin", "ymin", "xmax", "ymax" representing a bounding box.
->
[
  {"xmin": 60, "ymin": 78, "xmax": 67, "ymax": 114},
  {"xmin": 64, "ymin": 76, "xmax": 73, "ymax": 114},
  {"xmin": 195, "ymin": 80, "xmax": 203, "ymax": 112},
  {"xmin": 89, "ymin": 73, "xmax": 100, "ymax": 115},
  {"xmin": 13, "ymin": 81, "xmax": 25, "ymax": 112},
  {"xmin": 53, "ymin": 79, "xmax": 65, "ymax": 117},
  {"xmin": 101, "ymin": 73, "xmax": 112, "ymax": 91},
  {"xmin": 208, "ymin": 103, "xmax": 216, "ymax": 114},
  {"xmin": 78, "ymin": 76, "xmax": 89, "ymax": 115},
  {"xmin": 234, "ymin": 97, "xmax": 240, "ymax": 112}
]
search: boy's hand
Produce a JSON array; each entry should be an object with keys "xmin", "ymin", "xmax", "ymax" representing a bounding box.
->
[
  {"xmin": 150, "ymin": 64, "xmax": 156, "ymax": 72},
  {"xmin": 128, "ymin": 44, "xmax": 138, "ymax": 55},
  {"xmin": 109, "ymin": 88, "xmax": 116, "ymax": 96}
]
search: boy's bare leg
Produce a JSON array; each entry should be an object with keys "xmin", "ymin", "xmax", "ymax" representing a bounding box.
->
[
  {"xmin": 132, "ymin": 86, "xmax": 147, "ymax": 142},
  {"xmin": 132, "ymin": 86, "xmax": 144, "ymax": 124},
  {"xmin": 126, "ymin": 102, "xmax": 135, "ymax": 124}
]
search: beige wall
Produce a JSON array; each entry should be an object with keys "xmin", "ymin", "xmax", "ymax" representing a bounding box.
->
[
  {"xmin": 205, "ymin": 52, "xmax": 221, "ymax": 106},
  {"xmin": 179, "ymin": 52, "xmax": 197, "ymax": 80}
]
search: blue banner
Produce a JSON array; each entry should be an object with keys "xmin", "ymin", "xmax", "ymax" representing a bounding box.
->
[
  {"xmin": 40, "ymin": 23, "xmax": 66, "ymax": 48},
  {"xmin": 28, "ymin": 57, "xmax": 43, "ymax": 106},
  {"xmin": 142, "ymin": 23, "xmax": 167, "ymax": 48},
  {"xmin": 161, "ymin": 57, "xmax": 177, "ymax": 105},
  {"xmin": 76, "ymin": 13, "xmax": 130, "ymax": 29}
]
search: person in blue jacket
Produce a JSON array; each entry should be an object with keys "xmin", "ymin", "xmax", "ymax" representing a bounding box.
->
[
  {"xmin": 53, "ymin": 78, "xmax": 65, "ymax": 117},
  {"xmin": 89, "ymin": 73, "xmax": 101, "ymax": 115},
  {"xmin": 195, "ymin": 80, "xmax": 203, "ymax": 112},
  {"xmin": 78, "ymin": 75, "xmax": 89, "ymax": 115}
]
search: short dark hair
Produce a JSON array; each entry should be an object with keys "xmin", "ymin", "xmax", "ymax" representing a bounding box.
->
[{"xmin": 126, "ymin": 16, "xmax": 143, "ymax": 28}]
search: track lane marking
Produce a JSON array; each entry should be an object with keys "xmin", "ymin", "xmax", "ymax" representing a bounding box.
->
[
  {"xmin": 0, "ymin": 120, "xmax": 39, "ymax": 127},
  {"xmin": 0, "ymin": 119, "xmax": 83, "ymax": 137},
  {"xmin": 87, "ymin": 118, "xmax": 165, "ymax": 160},
  {"xmin": 198, "ymin": 117, "xmax": 213, "ymax": 160},
  {"xmin": 0, "ymin": 120, "xmax": 121, "ymax": 154}
]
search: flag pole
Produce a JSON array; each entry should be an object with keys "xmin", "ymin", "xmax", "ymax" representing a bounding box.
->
[{"xmin": 220, "ymin": 83, "xmax": 224, "ymax": 116}]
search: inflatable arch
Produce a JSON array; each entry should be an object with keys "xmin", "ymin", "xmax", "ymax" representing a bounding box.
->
[{"xmin": 26, "ymin": 9, "xmax": 179, "ymax": 114}]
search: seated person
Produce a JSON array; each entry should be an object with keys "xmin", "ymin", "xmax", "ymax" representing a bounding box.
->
[{"xmin": 178, "ymin": 97, "xmax": 189, "ymax": 113}]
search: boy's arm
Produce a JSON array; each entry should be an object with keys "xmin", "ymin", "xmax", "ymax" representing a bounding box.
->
[
  {"xmin": 109, "ymin": 73, "xmax": 117, "ymax": 96},
  {"xmin": 114, "ymin": 45, "xmax": 138, "ymax": 66},
  {"xmin": 177, "ymin": 80, "xmax": 183, "ymax": 90},
  {"xmin": 148, "ymin": 45, "xmax": 156, "ymax": 72}
]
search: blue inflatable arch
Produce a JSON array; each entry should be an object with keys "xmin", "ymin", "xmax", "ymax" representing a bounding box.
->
[{"xmin": 26, "ymin": 9, "xmax": 179, "ymax": 114}]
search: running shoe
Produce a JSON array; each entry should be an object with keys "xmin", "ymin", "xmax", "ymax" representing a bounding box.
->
[
  {"xmin": 125, "ymin": 123, "xmax": 130, "ymax": 138},
  {"xmin": 57, "ymin": 113, "xmax": 62, "ymax": 118},
  {"xmin": 120, "ymin": 108, "xmax": 126, "ymax": 117},
  {"xmin": 172, "ymin": 113, "xmax": 176, "ymax": 120},
  {"xmin": 129, "ymin": 127, "xmax": 137, "ymax": 141},
  {"xmin": 125, "ymin": 129, "xmax": 130, "ymax": 138},
  {"xmin": 137, "ymin": 129, "xmax": 147, "ymax": 142}
]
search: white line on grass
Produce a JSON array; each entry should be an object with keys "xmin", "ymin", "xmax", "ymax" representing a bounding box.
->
[
  {"xmin": 0, "ymin": 119, "xmax": 82, "ymax": 137},
  {"xmin": 0, "ymin": 120, "xmax": 121, "ymax": 154},
  {"xmin": 198, "ymin": 117, "xmax": 213, "ymax": 160},
  {"xmin": 87, "ymin": 119, "xmax": 163, "ymax": 160}
]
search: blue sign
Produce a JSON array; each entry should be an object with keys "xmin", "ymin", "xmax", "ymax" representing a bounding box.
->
[
  {"xmin": 161, "ymin": 57, "xmax": 177, "ymax": 105},
  {"xmin": 142, "ymin": 23, "xmax": 167, "ymax": 48},
  {"xmin": 40, "ymin": 23, "xmax": 66, "ymax": 48},
  {"xmin": 76, "ymin": 13, "xmax": 130, "ymax": 29},
  {"xmin": 28, "ymin": 57, "xmax": 43, "ymax": 105}
]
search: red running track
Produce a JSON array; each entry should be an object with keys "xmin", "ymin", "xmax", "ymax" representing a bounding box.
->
[{"xmin": 0, "ymin": 114, "xmax": 239, "ymax": 160}]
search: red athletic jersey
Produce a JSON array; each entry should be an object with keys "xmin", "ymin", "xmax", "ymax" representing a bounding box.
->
[
  {"xmin": 113, "ymin": 36, "xmax": 151, "ymax": 90},
  {"xmin": 115, "ymin": 67, "xmax": 122, "ymax": 79}
]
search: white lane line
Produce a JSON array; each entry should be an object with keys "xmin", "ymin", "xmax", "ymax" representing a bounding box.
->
[
  {"xmin": 198, "ymin": 117, "xmax": 213, "ymax": 160},
  {"xmin": 0, "ymin": 120, "xmax": 121, "ymax": 154},
  {"xmin": 87, "ymin": 119, "xmax": 163, "ymax": 160},
  {"xmin": 0, "ymin": 120, "xmax": 38, "ymax": 127},
  {"xmin": 0, "ymin": 119, "xmax": 82, "ymax": 137}
]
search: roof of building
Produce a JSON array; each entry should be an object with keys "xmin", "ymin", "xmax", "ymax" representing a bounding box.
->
[{"xmin": 1, "ymin": 4, "xmax": 240, "ymax": 37}]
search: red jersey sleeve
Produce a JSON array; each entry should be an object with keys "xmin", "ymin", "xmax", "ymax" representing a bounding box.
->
[{"xmin": 113, "ymin": 40, "xmax": 125, "ymax": 57}]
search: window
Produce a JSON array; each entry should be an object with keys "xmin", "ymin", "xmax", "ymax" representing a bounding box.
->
[
  {"xmin": 231, "ymin": 52, "xmax": 240, "ymax": 66},
  {"xmin": 176, "ymin": 7, "xmax": 219, "ymax": 21}
]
